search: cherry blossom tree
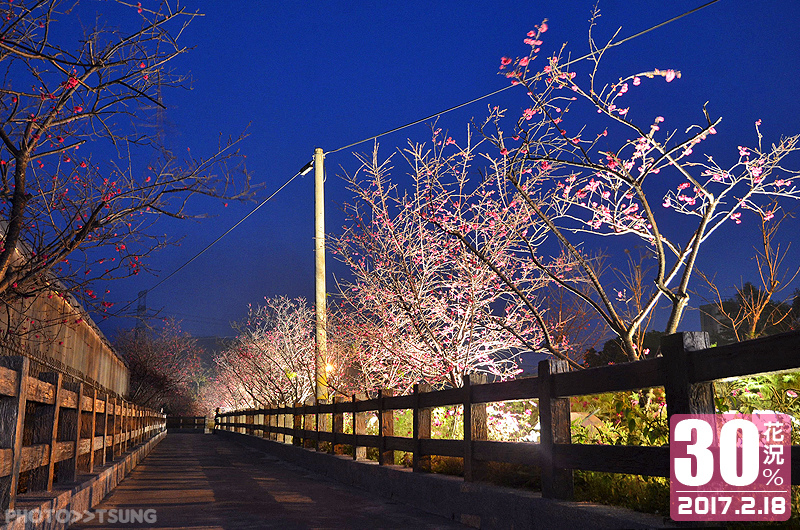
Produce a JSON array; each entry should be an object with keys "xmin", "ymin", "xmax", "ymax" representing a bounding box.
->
[
  {"xmin": 331, "ymin": 142, "xmax": 582, "ymax": 393},
  {"xmin": 114, "ymin": 319, "xmax": 203, "ymax": 414},
  {"xmin": 0, "ymin": 0, "xmax": 250, "ymax": 341},
  {"xmin": 213, "ymin": 297, "xmax": 316, "ymax": 409},
  {"xmin": 699, "ymin": 208, "xmax": 799, "ymax": 344},
  {"xmin": 429, "ymin": 14, "xmax": 800, "ymax": 361}
]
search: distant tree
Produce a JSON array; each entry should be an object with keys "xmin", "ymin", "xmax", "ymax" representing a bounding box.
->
[
  {"xmin": 583, "ymin": 341, "xmax": 627, "ymax": 368},
  {"xmin": 114, "ymin": 320, "xmax": 203, "ymax": 414},
  {"xmin": 0, "ymin": 0, "xmax": 250, "ymax": 341},
  {"xmin": 583, "ymin": 330, "xmax": 664, "ymax": 368},
  {"xmin": 699, "ymin": 209, "xmax": 798, "ymax": 345}
]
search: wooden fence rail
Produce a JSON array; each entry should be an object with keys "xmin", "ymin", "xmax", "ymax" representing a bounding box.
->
[
  {"xmin": 166, "ymin": 416, "xmax": 206, "ymax": 431},
  {"xmin": 0, "ymin": 355, "xmax": 166, "ymax": 511},
  {"xmin": 215, "ymin": 331, "xmax": 800, "ymax": 501}
]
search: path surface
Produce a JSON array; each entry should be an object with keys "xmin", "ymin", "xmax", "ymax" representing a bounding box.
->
[{"xmin": 71, "ymin": 433, "xmax": 467, "ymax": 529}]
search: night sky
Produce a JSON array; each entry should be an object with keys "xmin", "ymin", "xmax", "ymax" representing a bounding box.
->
[{"xmin": 85, "ymin": 1, "xmax": 800, "ymax": 340}]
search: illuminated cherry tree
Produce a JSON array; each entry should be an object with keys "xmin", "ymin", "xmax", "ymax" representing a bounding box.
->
[
  {"xmin": 114, "ymin": 320, "xmax": 203, "ymax": 414},
  {"xmin": 213, "ymin": 297, "xmax": 316, "ymax": 408},
  {"xmin": 331, "ymin": 143, "xmax": 583, "ymax": 393},
  {"xmin": 429, "ymin": 15, "xmax": 800, "ymax": 361},
  {"xmin": 0, "ymin": 0, "xmax": 250, "ymax": 342}
]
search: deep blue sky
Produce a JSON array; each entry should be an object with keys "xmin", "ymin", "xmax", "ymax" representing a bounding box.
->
[{"xmin": 87, "ymin": 1, "xmax": 800, "ymax": 339}]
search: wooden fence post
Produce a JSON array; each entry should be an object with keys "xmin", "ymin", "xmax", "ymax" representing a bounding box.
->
[
  {"xmin": 538, "ymin": 359, "xmax": 573, "ymax": 500},
  {"xmin": 119, "ymin": 400, "xmax": 125, "ymax": 449},
  {"xmin": 281, "ymin": 410, "xmax": 287, "ymax": 442},
  {"xmin": 293, "ymin": 404, "xmax": 302, "ymax": 446},
  {"xmin": 331, "ymin": 397, "xmax": 344, "ymax": 454},
  {"xmin": 121, "ymin": 399, "xmax": 129, "ymax": 454},
  {"xmin": 269, "ymin": 409, "xmax": 277, "ymax": 441},
  {"xmin": 112, "ymin": 396, "xmax": 120, "ymax": 459},
  {"xmin": 413, "ymin": 383, "xmax": 431, "ymax": 472},
  {"xmin": 304, "ymin": 402, "xmax": 314, "ymax": 448},
  {"xmin": 102, "ymin": 393, "xmax": 110, "ymax": 465},
  {"xmin": 138, "ymin": 407, "xmax": 144, "ymax": 441},
  {"xmin": 283, "ymin": 409, "xmax": 291, "ymax": 444},
  {"xmin": 29, "ymin": 372, "xmax": 62, "ymax": 491},
  {"xmin": 314, "ymin": 400, "xmax": 322, "ymax": 450},
  {"xmin": 463, "ymin": 373, "xmax": 488, "ymax": 482},
  {"xmin": 246, "ymin": 410, "xmax": 254, "ymax": 436},
  {"xmin": 0, "ymin": 356, "xmax": 29, "ymax": 511},
  {"xmin": 131, "ymin": 404, "xmax": 137, "ymax": 442},
  {"xmin": 353, "ymin": 394, "xmax": 366, "ymax": 460},
  {"xmin": 314, "ymin": 399, "xmax": 325, "ymax": 450},
  {"xmin": 662, "ymin": 331, "xmax": 715, "ymax": 421},
  {"xmin": 88, "ymin": 388, "xmax": 97, "ymax": 473},
  {"xmin": 378, "ymin": 389, "xmax": 394, "ymax": 465},
  {"xmin": 58, "ymin": 381, "xmax": 82, "ymax": 484},
  {"xmin": 136, "ymin": 407, "xmax": 142, "ymax": 443}
]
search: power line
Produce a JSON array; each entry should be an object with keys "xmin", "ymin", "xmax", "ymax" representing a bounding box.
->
[
  {"xmin": 145, "ymin": 160, "xmax": 312, "ymax": 295},
  {"xmin": 324, "ymin": 0, "xmax": 721, "ymax": 157},
  {"xmin": 110, "ymin": 160, "xmax": 314, "ymax": 319}
]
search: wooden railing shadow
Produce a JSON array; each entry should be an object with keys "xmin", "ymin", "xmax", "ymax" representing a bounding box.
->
[{"xmin": 215, "ymin": 331, "xmax": 800, "ymax": 500}]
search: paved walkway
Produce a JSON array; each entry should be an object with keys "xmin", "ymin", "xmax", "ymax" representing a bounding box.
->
[{"xmin": 72, "ymin": 433, "xmax": 467, "ymax": 529}]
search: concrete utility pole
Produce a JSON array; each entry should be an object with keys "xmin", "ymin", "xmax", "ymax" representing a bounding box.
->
[{"xmin": 314, "ymin": 147, "xmax": 328, "ymax": 401}]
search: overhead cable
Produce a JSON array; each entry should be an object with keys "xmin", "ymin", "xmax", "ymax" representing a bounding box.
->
[{"xmin": 324, "ymin": 0, "xmax": 721, "ymax": 156}]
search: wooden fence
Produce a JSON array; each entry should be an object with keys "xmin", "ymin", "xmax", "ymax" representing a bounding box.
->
[
  {"xmin": 215, "ymin": 331, "xmax": 800, "ymax": 500},
  {"xmin": 0, "ymin": 355, "xmax": 166, "ymax": 511},
  {"xmin": 166, "ymin": 416, "xmax": 206, "ymax": 431}
]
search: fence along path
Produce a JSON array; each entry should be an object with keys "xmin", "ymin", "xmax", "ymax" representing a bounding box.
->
[
  {"xmin": 216, "ymin": 330, "xmax": 800, "ymax": 500},
  {"xmin": 166, "ymin": 416, "xmax": 206, "ymax": 431},
  {"xmin": 0, "ymin": 354, "xmax": 166, "ymax": 511}
]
